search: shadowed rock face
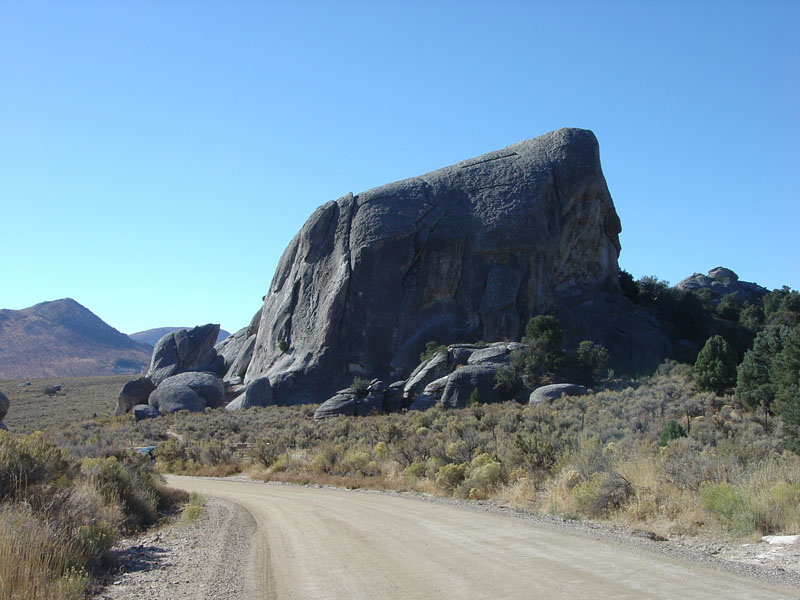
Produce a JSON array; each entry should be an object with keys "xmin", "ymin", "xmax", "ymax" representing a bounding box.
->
[
  {"xmin": 242, "ymin": 128, "xmax": 646, "ymax": 403},
  {"xmin": 0, "ymin": 390, "xmax": 8, "ymax": 429}
]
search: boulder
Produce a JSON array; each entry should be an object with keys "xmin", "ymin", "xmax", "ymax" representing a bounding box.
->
[
  {"xmin": 227, "ymin": 376, "xmax": 273, "ymax": 411},
  {"xmin": 423, "ymin": 375, "xmax": 450, "ymax": 396},
  {"xmin": 147, "ymin": 324, "xmax": 222, "ymax": 386},
  {"xmin": 225, "ymin": 393, "xmax": 249, "ymax": 411},
  {"xmin": 157, "ymin": 372, "xmax": 225, "ymax": 408},
  {"xmin": 440, "ymin": 364, "xmax": 499, "ymax": 408},
  {"xmin": 529, "ymin": 383, "xmax": 586, "ymax": 404},
  {"xmin": 244, "ymin": 128, "xmax": 632, "ymax": 403},
  {"xmin": 115, "ymin": 377, "xmax": 156, "ymax": 416},
  {"xmin": 0, "ymin": 390, "xmax": 8, "ymax": 421},
  {"xmin": 149, "ymin": 384, "xmax": 206, "ymax": 414},
  {"xmin": 314, "ymin": 391, "xmax": 357, "ymax": 419},
  {"xmin": 314, "ymin": 387, "xmax": 384, "ymax": 420},
  {"xmin": 467, "ymin": 342, "xmax": 523, "ymax": 366},
  {"xmin": 448, "ymin": 346, "xmax": 476, "ymax": 366},
  {"xmin": 360, "ymin": 391, "xmax": 384, "ymax": 416},
  {"xmin": 384, "ymin": 381, "xmax": 406, "ymax": 412},
  {"xmin": 676, "ymin": 267, "xmax": 769, "ymax": 306},
  {"xmin": 133, "ymin": 404, "xmax": 160, "ymax": 421},
  {"xmin": 141, "ymin": 370, "xmax": 225, "ymax": 416},
  {"xmin": 403, "ymin": 351, "xmax": 450, "ymax": 399}
]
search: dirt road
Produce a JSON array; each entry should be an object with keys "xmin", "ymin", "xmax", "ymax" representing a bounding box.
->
[{"xmin": 166, "ymin": 476, "xmax": 796, "ymax": 600}]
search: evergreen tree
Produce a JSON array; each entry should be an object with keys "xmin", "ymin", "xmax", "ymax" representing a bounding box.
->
[
  {"xmin": 694, "ymin": 335, "xmax": 738, "ymax": 395},
  {"xmin": 736, "ymin": 326, "xmax": 783, "ymax": 423}
]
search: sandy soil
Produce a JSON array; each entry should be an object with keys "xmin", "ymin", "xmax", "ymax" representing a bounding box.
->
[{"xmin": 99, "ymin": 475, "xmax": 796, "ymax": 600}]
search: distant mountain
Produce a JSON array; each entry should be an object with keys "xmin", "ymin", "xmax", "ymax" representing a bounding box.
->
[
  {"xmin": 0, "ymin": 298, "xmax": 153, "ymax": 378},
  {"xmin": 129, "ymin": 327, "xmax": 230, "ymax": 347}
]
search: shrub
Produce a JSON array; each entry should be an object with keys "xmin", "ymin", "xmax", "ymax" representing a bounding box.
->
[
  {"xmin": 349, "ymin": 377, "xmax": 370, "ymax": 396},
  {"xmin": 700, "ymin": 482, "xmax": 757, "ymax": 535},
  {"xmin": 0, "ymin": 432, "xmax": 74, "ymax": 501},
  {"xmin": 250, "ymin": 439, "xmax": 284, "ymax": 469},
  {"xmin": 182, "ymin": 492, "xmax": 205, "ymax": 524},
  {"xmin": 659, "ymin": 420, "xmax": 687, "ymax": 446},
  {"xmin": 586, "ymin": 472, "xmax": 632, "ymax": 516},
  {"xmin": 435, "ymin": 463, "xmax": 467, "ymax": 491},
  {"xmin": 81, "ymin": 455, "xmax": 158, "ymax": 529},
  {"xmin": 572, "ymin": 341, "xmax": 610, "ymax": 386},
  {"xmin": 419, "ymin": 341, "xmax": 447, "ymax": 363}
]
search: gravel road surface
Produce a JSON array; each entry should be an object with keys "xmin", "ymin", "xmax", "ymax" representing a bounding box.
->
[{"xmin": 161, "ymin": 476, "xmax": 798, "ymax": 600}]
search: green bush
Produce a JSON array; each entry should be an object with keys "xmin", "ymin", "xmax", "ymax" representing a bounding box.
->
[
  {"xmin": 81, "ymin": 456, "xmax": 157, "ymax": 529},
  {"xmin": 0, "ymin": 432, "xmax": 74, "ymax": 501},
  {"xmin": 419, "ymin": 341, "xmax": 447, "ymax": 363},
  {"xmin": 700, "ymin": 482, "xmax": 758, "ymax": 535},
  {"xmin": 435, "ymin": 463, "xmax": 467, "ymax": 491},
  {"xmin": 349, "ymin": 377, "xmax": 370, "ymax": 395},
  {"xmin": 659, "ymin": 420, "xmax": 687, "ymax": 446}
]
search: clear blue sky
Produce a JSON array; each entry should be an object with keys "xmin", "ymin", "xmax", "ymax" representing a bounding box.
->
[{"xmin": 1, "ymin": 1, "xmax": 798, "ymax": 335}]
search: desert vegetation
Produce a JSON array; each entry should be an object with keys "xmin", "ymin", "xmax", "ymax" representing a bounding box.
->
[
  {"xmin": 30, "ymin": 360, "xmax": 799, "ymax": 545},
  {"xmin": 2, "ymin": 277, "xmax": 798, "ymax": 596},
  {"xmin": 0, "ymin": 431, "xmax": 186, "ymax": 599},
  {"xmin": 0, "ymin": 375, "xmax": 128, "ymax": 432}
]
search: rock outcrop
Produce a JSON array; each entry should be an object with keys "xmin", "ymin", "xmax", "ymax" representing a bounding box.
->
[
  {"xmin": 225, "ymin": 128, "xmax": 666, "ymax": 404},
  {"xmin": 529, "ymin": 383, "xmax": 586, "ymax": 404},
  {"xmin": 314, "ymin": 379, "xmax": 387, "ymax": 419},
  {"xmin": 226, "ymin": 376, "xmax": 273, "ymax": 411},
  {"xmin": 147, "ymin": 324, "xmax": 223, "ymax": 386},
  {"xmin": 116, "ymin": 377, "xmax": 156, "ymax": 416},
  {"xmin": 676, "ymin": 267, "xmax": 768, "ymax": 305},
  {"xmin": 118, "ymin": 325, "xmax": 233, "ymax": 418},
  {"xmin": 146, "ymin": 372, "xmax": 225, "ymax": 415},
  {"xmin": 0, "ymin": 390, "xmax": 8, "ymax": 430},
  {"xmin": 133, "ymin": 404, "xmax": 159, "ymax": 421},
  {"xmin": 315, "ymin": 342, "xmax": 519, "ymax": 418}
]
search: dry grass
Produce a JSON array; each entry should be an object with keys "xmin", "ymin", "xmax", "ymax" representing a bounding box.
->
[
  {"xmin": 4, "ymin": 366, "xmax": 799, "ymax": 543},
  {"xmin": 0, "ymin": 504, "xmax": 88, "ymax": 600},
  {"xmin": 0, "ymin": 431, "xmax": 187, "ymax": 598},
  {"xmin": 0, "ymin": 375, "xmax": 129, "ymax": 433}
]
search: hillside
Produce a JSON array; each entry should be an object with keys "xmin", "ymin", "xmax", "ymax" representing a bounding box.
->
[
  {"xmin": 130, "ymin": 326, "xmax": 230, "ymax": 347},
  {"xmin": 0, "ymin": 298, "xmax": 152, "ymax": 378}
]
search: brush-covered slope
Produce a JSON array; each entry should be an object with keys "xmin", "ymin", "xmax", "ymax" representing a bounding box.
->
[{"xmin": 0, "ymin": 299, "xmax": 152, "ymax": 378}]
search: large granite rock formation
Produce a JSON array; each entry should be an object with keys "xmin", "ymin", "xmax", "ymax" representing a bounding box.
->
[
  {"xmin": 676, "ymin": 267, "xmax": 768, "ymax": 305},
  {"xmin": 147, "ymin": 324, "xmax": 222, "ymax": 386},
  {"xmin": 222, "ymin": 128, "xmax": 668, "ymax": 404},
  {"xmin": 117, "ymin": 325, "xmax": 230, "ymax": 418}
]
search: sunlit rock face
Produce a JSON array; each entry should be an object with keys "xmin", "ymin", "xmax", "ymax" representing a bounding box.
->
[{"xmin": 228, "ymin": 128, "xmax": 665, "ymax": 403}]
